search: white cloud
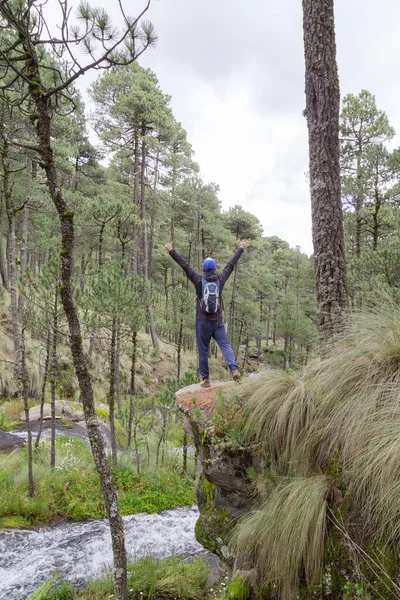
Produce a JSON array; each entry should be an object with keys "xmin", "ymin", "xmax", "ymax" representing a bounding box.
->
[
  {"xmin": 43, "ymin": 0, "xmax": 400, "ymax": 257},
  {"xmin": 179, "ymin": 73, "xmax": 312, "ymax": 252}
]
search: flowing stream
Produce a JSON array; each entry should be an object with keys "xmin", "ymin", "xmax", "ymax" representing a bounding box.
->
[{"xmin": 0, "ymin": 506, "xmax": 203, "ymax": 600}]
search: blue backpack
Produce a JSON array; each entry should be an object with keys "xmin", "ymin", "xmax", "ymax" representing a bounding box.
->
[{"xmin": 201, "ymin": 277, "xmax": 220, "ymax": 313}]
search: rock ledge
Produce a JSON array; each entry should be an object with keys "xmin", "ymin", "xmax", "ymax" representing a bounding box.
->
[{"xmin": 176, "ymin": 382, "xmax": 234, "ymax": 418}]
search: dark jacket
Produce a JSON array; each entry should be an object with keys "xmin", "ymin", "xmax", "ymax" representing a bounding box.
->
[{"xmin": 169, "ymin": 247, "xmax": 244, "ymax": 322}]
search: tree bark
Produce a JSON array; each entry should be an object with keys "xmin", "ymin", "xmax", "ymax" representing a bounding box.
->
[
  {"xmin": 177, "ymin": 318, "xmax": 183, "ymax": 381},
  {"xmin": 228, "ymin": 264, "xmax": 238, "ymax": 342},
  {"xmin": 302, "ymin": 0, "xmax": 347, "ymax": 340},
  {"xmin": 130, "ymin": 131, "xmax": 140, "ymax": 275},
  {"xmin": 50, "ymin": 286, "xmax": 58, "ymax": 469},
  {"xmin": 127, "ymin": 330, "xmax": 137, "ymax": 449},
  {"xmin": 21, "ymin": 323, "xmax": 34, "ymax": 497},
  {"xmin": 182, "ymin": 431, "xmax": 188, "ymax": 476},
  {"xmin": 0, "ymin": 191, "xmax": 8, "ymax": 290},
  {"xmin": 109, "ymin": 316, "xmax": 118, "ymax": 464},
  {"xmin": 141, "ymin": 125, "xmax": 149, "ymax": 279},
  {"xmin": 24, "ymin": 47, "xmax": 128, "ymax": 600},
  {"xmin": 35, "ymin": 330, "xmax": 51, "ymax": 449},
  {"xmin": 18, "ymin": 157, "xmax": 32, "ymax": 313},
  {"xmin": 148, "ymin": 146, "xmax": 159, "ymax": 279},
  {"xmin": 115, "ymin": 318, "xmax": 122, "ymax": 412}
]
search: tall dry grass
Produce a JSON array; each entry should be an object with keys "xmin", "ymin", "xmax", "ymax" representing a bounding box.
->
[{"xmin": 233, "ymin": 300, "xmax": 400, "ymax": 598}]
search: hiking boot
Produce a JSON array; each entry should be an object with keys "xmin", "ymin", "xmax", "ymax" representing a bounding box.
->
[
  {"xmin": 231, "ymin": 368, "xmax": 241, "ymax": 381},
  {"xmin": 201, "ymin": 378, "xmax": 211, "ymax": 388}
]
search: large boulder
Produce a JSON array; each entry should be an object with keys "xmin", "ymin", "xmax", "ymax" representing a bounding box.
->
[
  {"xmin": 176, "ymin": 381, "xmax": 257, "ymax": 566},
  {"xmin": 20, "ymin": 401, "xmax": 64, "ymax": 422},
  {"xmin": 176, "ymin": 382, "xmax": 234, "ymax": 418},
  {"xmin": 59, "ymin": 401, "xmax": 84, "ymax": 421},
  {"xmin": 0, "ymin": 431, "xmax": 25, "ymax": 454},
  {"xmin": 19, "ymin": 400, "xmax": 84, "ymax": 422}
]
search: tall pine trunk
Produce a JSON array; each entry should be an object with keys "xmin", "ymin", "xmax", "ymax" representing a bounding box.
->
[
  {"xmin": 109, "ymin": 316, "xmax": 118, "ymax": 463},
  {"xmin": 25, "ymin": 46, "xmax": 129, "ymax": 600},
  {"xmin": 302, "ymin": 0, "xmax": 347, "ymax": 340},
  {"xmin": 127, "ymin": 330, "xmax": 137, "ymax": 449},
  {"xmin": 0, "ymin": 190, "xmax": 8, "ymax": 290},
  {"xmin": 18, "ymin": 157, "xmax": 32, "ymax": 313},
  {"xmin": 131, "ymin": 131, "xmax": 140, "ymax": 275},
  {"xmin": 35, "ymin": 330, "xmax": 51, "ymax": 449},
  {"xmin": 115, "ymin": 318, "xmax": 122, "ymax": 412},
  {"xmin": 21, "ymin": 323, "xmax": 34, "ymax": 496},
  {"xmin": 140, "ymin": 125, "xmax": 159, "ymax": 349},
  {"xmin": 50, "ymin": 287, "xmax": 58, "ymax": 468}
]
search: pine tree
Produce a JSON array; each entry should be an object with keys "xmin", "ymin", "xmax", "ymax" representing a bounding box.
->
[{"xmin": 302, "ymin": 0, "xmax": 347, "ymax": 339}]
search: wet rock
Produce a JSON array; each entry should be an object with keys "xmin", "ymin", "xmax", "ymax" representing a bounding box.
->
[
  {"xmin": 0, "ymin": 431, "xmax": 25, "ymax": 454},
  {"xmin": 60, "ymin": 402, "xmax": 84, "ymax": 421},
  {"xmin": 76, "ymin": 421, "xmax": 111, "ymax": 443}
]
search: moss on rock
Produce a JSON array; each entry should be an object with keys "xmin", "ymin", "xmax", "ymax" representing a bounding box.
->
[{"xmin": 194, "ymin": 475, "xmax": 234, "ymax": 563}]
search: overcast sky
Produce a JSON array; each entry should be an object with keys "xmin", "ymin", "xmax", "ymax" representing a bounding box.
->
[{"xmin": 54, "ymin": 0, "xmax": 400, "ymax": 255}]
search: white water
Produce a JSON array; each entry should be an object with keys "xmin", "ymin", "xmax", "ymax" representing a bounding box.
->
[{"xmin": 0, "ymin": 506, "xmax": 202, "ymax": 600}]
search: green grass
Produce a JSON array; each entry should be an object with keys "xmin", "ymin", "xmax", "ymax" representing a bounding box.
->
[
  {"xmin": 0, "ymin": 437, "xmax": 194, "ymax": 527},
  {"xmin": 0, "ymin": 398, "xmax": 22, "ymax": 431},
  {"xmin": 28, "ymin": 557, "xmax": 210, "ymax": 600},
  {"xmin": 0, "ymin": 411, "xmax": 20, "ymax": 431}
]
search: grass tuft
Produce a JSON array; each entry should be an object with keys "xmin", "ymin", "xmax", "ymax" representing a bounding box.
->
[
  {"xmin": 234, "ymin": 476, "xmax": 331, "ymax": 600},
  {"xmin": 233, "ymin": 300, "xmax": 400, "ymax": 597}
]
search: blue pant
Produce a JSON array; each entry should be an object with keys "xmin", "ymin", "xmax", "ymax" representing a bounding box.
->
[{"xmin": 196, "ymin": 320, "xmax": 237, "ymax": 379}]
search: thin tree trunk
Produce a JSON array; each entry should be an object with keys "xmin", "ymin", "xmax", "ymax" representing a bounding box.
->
[
  {"xmin": 141, "ymin": 126, "xmax": 149, "ymax": 278},
  {"xmin": 302, "ymin": 0, "xmax": 347, "ymax": 340},
  {"xmin": 235, "ymin": 316, "xmax": 244, "ymax": 364},
  {"xmin": 115, "ymin": 318, "xmax": 121, "ymax": 412},
  {"xmin": 148, "ymin": 305, "xmax": 159, "ymax": 349},
  {"xmin": 228, "ymin": 265, "xmax": 238, "ymax": 339},
  {"xmin": 35, "ymin": 330, "xmax": 51, "ymax": 449},
  {"xmin": 283, "ymin": 332, "xmax": 289, "ymax": 370},
  {"xmin": 18, "ymin": 157, "xmax": 31, "ymax": 313},
  {"xmin": 30, "ymin": 252, "xmax": 36, "ymax": 278},
  {"xmin": 177, "ymin": 318, "xmax": 183, "ymax": 382},
  {"xmin": 182, "ymin": 431, "xmax": 188, "ymax": 476},
  {"xmin": 26, "ymin": 54, "xmax": 128, "ymax": 599},
  {"xmin": 109, "ymin": 316, "xmax": 118, "ymax": 463},
  {"xmin": 139, "ymin": 127, "xmax": 158, "ymax": 349},
  {"xmin": 98, "ymin": 222, "xmax": 105, "ymax": 270},
  {"xmin": 21, "ymin": 323, "xmax": 34, "ymax": 497},
  {"xmin": 0, "ymin": 190, "xmax": 8, "ymax": 289},
  {"xmin": 146, "ymin": 440, "xmax": 150, "ymax": 468},
  {"xmin": 130, "ymin": 131, "xmax": 140, "ymax": 275},
  {"xmin": 133, "ymin": 417, "xmax": 141, "ymax": 475},
  {"xmin": 148, "ymin": 146, "xmax": 159, "ymax": 279},
  {"xmin": 50, "ymin": 287, "xmax": 58, "ymax": 468},
  {"xmin": 127, "ymin": 330, "xmax": 137, "ymax": 449},
  {"xmin": 355, "ymin": 152, "xmax": 363, "ymax": 258},
  {"xmin": 372, "ymin": 187, "xmax": 381, "ymax": 251}
]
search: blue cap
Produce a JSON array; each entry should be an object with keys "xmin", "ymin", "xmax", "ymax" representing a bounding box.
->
[{"xmin": 202, "ymin": 257, "xmax": 216, "ymax": 271}]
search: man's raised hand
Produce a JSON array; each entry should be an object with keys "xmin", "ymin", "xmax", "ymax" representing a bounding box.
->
[
  {"xmin": 165, "ymin": 242, "xmax": 173, "ymax": 252},
  {"xmin": 239, "ymin": 241, "xmax": 247, "ymax": 249}
]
